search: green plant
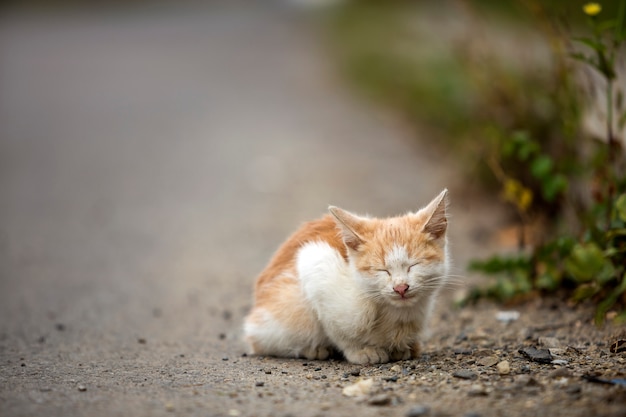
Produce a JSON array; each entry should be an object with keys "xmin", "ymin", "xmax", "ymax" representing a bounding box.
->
[
  {"xmin": 326, "ymin": 0, "xmax": 626, "ymax": 322},
  {"xmin": 470, "ymin": 1, "xmax": 626, "ymax": 324}
]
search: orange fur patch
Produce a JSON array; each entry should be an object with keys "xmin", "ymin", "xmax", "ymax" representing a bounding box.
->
[{"xmin": 250, "ymin": 215, "xmax": 347, "ymax": 333}]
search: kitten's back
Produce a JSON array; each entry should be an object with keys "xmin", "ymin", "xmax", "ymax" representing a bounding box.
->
[{"xmin": 255, "ymin": 214, "xmax": 346, "ymax": 293}]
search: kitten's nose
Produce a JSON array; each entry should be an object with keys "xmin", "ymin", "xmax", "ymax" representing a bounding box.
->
[{"xmin": 393, "ymin": 284, "xmax": 409, "ymax": 297}]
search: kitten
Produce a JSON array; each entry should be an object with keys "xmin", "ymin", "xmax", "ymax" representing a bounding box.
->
[{"xmin": 244, "ymin": 189, "xmax": 450, "ymax": 364}]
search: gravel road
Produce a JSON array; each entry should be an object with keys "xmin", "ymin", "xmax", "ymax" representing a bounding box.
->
[{"xmin": 3, "ymin": 3, "xmax": 622, "ymax": 417}]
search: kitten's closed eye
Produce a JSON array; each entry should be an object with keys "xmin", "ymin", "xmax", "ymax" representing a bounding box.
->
[
  {"xmin": 408, "ymin": 262, "xmax": 421, "ymax": 272},
  {"xmin": 375, "ymin": 269, "xmax": 391, "ymax": 276}
]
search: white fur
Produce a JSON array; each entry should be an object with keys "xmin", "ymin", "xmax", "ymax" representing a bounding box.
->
[
  {"xmin": 244, "ymin": 308, "xmax": 297, "ymax": 357},
  {"xmin": 296, "ymin": 240, "xmax": 448, "ymax": 364},
  {"xmin": 385, "ymin": 244, "xmax": 409, "ymax": 267},
  {"xmin": 244, "ymin": 303, "xmax": 331, "ymax": 360}
]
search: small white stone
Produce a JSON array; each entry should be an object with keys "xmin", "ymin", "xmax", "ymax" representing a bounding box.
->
[
  {"xmin": 496, "ymin": 310, "xmax": 520, "ymax": 323},
  {"xmin": 342, "ymin": 378, "xmax": 374, "ymax": 397}
]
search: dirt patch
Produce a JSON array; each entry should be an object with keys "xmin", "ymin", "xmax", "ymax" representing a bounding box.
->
[{"xmin": 206, "ymin": 298, "xmax": 625, "ymax": 417}]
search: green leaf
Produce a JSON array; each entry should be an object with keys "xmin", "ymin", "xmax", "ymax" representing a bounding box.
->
[
  {"xmin": 564, "ymin": 243, "xmax": 608, "ymax": 282},
  {"xmin": 597, "ymin": 261, "xmax": 617, "ymax": 284},
  {"xmin": 615, "ymin": 194, "xmax": 626, "ymax": 222},
  {"xmin": 597, "ymin": 19, "xmax": 617, "ymax": 32},
  {"xmin": 595, "ymin": 272, "xmax": 626, "ymax": 325},
  {"xmin": 572, "ymin": 283, "xmax": 599, "ymax": 301},
  {"xmin": 570, "ymin": 52, "xmax": 599, "ymax": 70},
  {"xmin": 542, "ymin": 175, "xmax": 568, "ymax": 201},
  {"xmin": 536, "ymin": 272, "xmax": 559, "ymax": 291},
  {"xmin": 572, "ymin": 36, "xmax": 604, "ymax": 50},
  {"xmin": 530, "ymin": 155, "xmax": 553, "ymax": 179}
]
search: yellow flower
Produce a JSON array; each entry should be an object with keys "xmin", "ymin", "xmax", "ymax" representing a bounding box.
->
[
  {"xmin": 502, "ymin": 178, "xmax": 533, "ymax": 212},
  {"xmin": 583, "ymin": 3, "xmax": 602, "ymax": 16}
]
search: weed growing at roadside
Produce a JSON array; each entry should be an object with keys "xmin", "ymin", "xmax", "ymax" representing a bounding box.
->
[
  {"xmin": 327, "ymin": 1, "xmax": 626, "ymax": 323},
  {"xmin": 470, "ymin": 2, "xmax": 626, "ymax": 324}
]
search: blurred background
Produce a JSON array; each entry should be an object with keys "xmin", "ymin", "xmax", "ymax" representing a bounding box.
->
[{"xmin": 1, "ymin": 0, "xmax": 625, "ymax": 352}]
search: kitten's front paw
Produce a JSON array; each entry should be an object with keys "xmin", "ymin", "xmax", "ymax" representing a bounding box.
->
[
  {"xmin": 302, "ymin": 346, "xmax": 331, "ymax": 361},
  {"xmin": 390, "ymin": 348, "xmax": 411, "ymax": 361},
  {"xmin": 344, "ymin": 347, "xmax": 390, "ymax": 364}
]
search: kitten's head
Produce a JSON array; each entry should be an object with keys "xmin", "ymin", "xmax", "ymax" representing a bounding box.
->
[{"xmin": 329, "ymin": 189, "xmax": 449, "ymax": 307}]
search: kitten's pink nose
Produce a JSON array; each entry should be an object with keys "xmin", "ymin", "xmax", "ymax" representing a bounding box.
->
[{"xmin": 393, "ymin": 284, "xmax": 409, "ymax": 297}]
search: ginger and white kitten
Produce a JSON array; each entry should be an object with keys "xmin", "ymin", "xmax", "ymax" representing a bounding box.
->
[{"xmin": 244, "ymin": 189, "xmax": 450, "ymax": 364}]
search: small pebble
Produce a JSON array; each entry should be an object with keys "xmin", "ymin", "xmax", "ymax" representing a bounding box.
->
[
  {"xmin": 342, "ymin": 378, "xmax": 374, "ymax": 397},
  {"xmin": 383, "ymin": 375, "xmax": 399, "ymax": 382},
  {"xmin": 137, "ymin": 338, "xmax": 147, "ymax": 344},
  {"xmin": 165, "ymin": 403, "xmax": 174, "ymax": 412},
  {"xmin": 538, "ymin": 337, "xmax": 561, "ymax": 348},
  {"xmin": 497, "ymin": 360, "xmax": 510, "ymax": 375},
  {"xmin": 55, "ymin": 323, "xmax": 66, "ymax": 331},
  {"xmin": 255, "ymin": 381, "xmax": 264, "ymax": 387},
  {"xmin": 77, "ymin": 385, "xmax": 87, "ymax": 392},
  {"xmin": 518, "ymin": 347, "xmax": 553, "ymax": 364},
  {"xmin": 390, "ymin": 365, "xmax": 402, "ymax": 373},
  {"xmin": 406, "ymin": 405, "xmax": 430, "ymax": 417},
  {"xmin": 368, "ymin": 393, "xmax": 392, "ymax": 406},
  {"xmin": 350, "ymin": 368, "xmax": 361, "ymax": 377},
  {"xmin": 453, "ymin": 369, "xmax": 477, "ymax": 380},
  {"xmin": 478, "ymin": 356, "xmax": 499, "ymax": 367}
]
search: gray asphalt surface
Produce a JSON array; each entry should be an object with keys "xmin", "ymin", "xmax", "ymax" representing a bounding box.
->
[{"xmin": 0, "ymin": 3, "xmax": 500, "ymax": 416}]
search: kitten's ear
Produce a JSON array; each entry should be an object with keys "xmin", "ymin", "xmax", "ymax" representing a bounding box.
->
[
  {"xmin": 329, "ymin": 206, "xmax": 366, "ymax": 251},
  {"xmin": 420, "ymin": 189, "xmax": 448, "ymax": 240}
]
